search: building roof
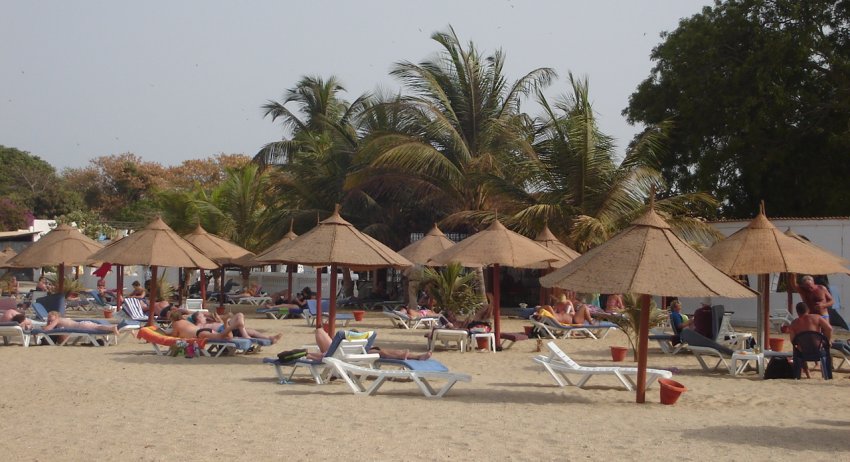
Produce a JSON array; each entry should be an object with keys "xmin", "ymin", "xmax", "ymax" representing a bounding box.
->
[{"xmin": 0, "ymin": 230, "xmax": 40, "ymax": 239}]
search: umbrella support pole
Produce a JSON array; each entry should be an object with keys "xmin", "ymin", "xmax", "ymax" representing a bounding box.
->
[
  {"xmin": 636, "ymin": 294, "xmax": 651, "ymax": 404},
  {"xmin": 757, "ymin": 275, "xmax": 768, "ymax": 349}
]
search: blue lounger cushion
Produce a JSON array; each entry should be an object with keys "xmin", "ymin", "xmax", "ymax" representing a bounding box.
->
[{"xmin": 377, "ymin": 358, "xmax": 450, "ymax": 372}]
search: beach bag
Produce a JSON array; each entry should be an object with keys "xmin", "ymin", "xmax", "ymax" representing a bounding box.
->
[
  {"xmin": 277, "ymin": 349, "xmax": 308, "ymax": 363},
  {"xmin": 764, "ymin": 356, "xmax": 794, "ymax": 379}
]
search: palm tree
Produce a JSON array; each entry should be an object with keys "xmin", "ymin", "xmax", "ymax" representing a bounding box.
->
[
  {"xmin": 354, "ymin": 26, "xmax": 555, "ymax": 233},
  {"xmin": 256, "ymin": 75, "xmax": 375, "ymax": 229},
  {"xmin": 510, "ymin": 74, "xmax": 719, "ymax": 251}
]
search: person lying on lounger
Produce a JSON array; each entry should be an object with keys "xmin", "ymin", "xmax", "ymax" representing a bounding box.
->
[
  {"xmin": 44, "ymin": 311, "xmax": 119, "ymax": 335},
  {"xmin": 535, "ymin": 303, "xmax": 594, "ymax": 325},
  {"xmin": 307, "ymin": 328, "xmax": 431, "ymax": 361},
  {"xmin": 394, "ymin": 305, "xmax": 453, "ymax": 328},
  {"xmin": 534, "ymin": 303, "xmax": 593, "ymax": 324},
  {"xmin": 189, "ymin": 311, "xmax": 282, "ymax": 344},
  {"xmin": 2, "ymin": 311, "xmax": 33, "ymax": 330},
  {"xmin": 168, "ymin": 310, "xmax": 235, "ymax": 340}
]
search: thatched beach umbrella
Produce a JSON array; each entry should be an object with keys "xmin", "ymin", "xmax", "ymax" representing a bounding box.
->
[
  {"xmin": 530, "ymin": 225, "xmax": 582, "ymax": 305},
  {"xmin": 251, "ymin": 221, "xmax": 300, "ymax": 300},
  {"xmin": 703, "ymin": 203, "xmax": 850, "ymax": 348},
  {"xmin": 0, "ymin": 245, "xmax": 17, "ymax": 267},
  {"xmin": 429, "ymin": 220, "xmax": 562, "ymax": 343},
  {"xmin": 398, "ymin": 224, "xmax": 456, "ymax": 308},
  {"xmin": 88, "ymin": 217, "xmax": 218, "ymax": 325},
  {"xmin": 398, "ymin": 224, "xmax": 455, "ymax": 265},
  {"xmin": 183, "ymin": 225, "xmax": 254, "ymax": 307},
  {"xmin": 7, "ymin": 224, "xmax": 104, "ymax": 294},
  {"xmin": 541, "ymin": 206, "xmax": 756, "ymax": 403},
  {"xmin": 262, "ymin": 205, "xmax": 412, "ymax": 335}
]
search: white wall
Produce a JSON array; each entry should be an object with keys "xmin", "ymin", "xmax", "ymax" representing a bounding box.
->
[{"xmin": 680, "ymin": 218, "xmax": 850, "ymax": 327}]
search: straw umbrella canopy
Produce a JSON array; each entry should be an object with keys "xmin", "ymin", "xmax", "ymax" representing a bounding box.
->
[
  {"xmin": 529, "ymin": 225, "xmax": 582, "ymax": 305},
  {"xmin": 529, "ymin": 225, "xmax": 581, "ymax": 269},
  {"xmin": 263, "ymin": 205, "xmax": 412, "ymax": 335},
  {"xmin": 429, "ymin": 220, "xmax": 563, "ymax": 343},
  {"xmin": 541, "ymin": 207, "xmax": 756, "ymax": 403},
  {"xmin": 6, "ymin": 224, "xmax": 104, "ymax": 294},
  {"xmin": 88, "ymin": 217, "xmax": 218, "ymax": 325},
  {"xmin": 0, "ymin": 245, "xmax": 18, "ymax": 267},
  {"xmin": 183, "ymin": 225, "xmax": 255, "ymax": 307},
  {"xmin": 398, "ymin": 224, "xmax": 455, "ymax": 265},
  {"xmin": 703, "ymin": 204, "xmax": 850, "ymax": 347},
  {"xmin": 250, "ymin": 221, "xmax": 300, "ymax": 302},
  {"xmin": 398, "ymin": 224, "xmax": 456, "ymax": 308}
]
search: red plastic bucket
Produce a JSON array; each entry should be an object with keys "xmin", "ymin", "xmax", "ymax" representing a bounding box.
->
[
  {"xmin": 659, "ymin": 378, "xmax": 687, "ymax": 405},
  {"xmin": 610, "ymin": 346, "xmax": 628, "ymax": 362}
]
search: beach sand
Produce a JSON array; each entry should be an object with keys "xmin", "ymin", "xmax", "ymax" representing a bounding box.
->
[{"xmin": 1, "ymin": 314, "xmax": 848, "ymax": 461}]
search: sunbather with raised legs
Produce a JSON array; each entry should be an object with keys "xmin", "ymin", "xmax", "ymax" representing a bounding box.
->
[
  {"xmin": 189, "ymin": 311, "xmax": 282, "ymax": 344},
  {"xmin": 44, "ymin": 312, "xmax": 118, "ymax": 335},
  {"xmin": 169, "ymin": 310, "xmax": 234, "ymax": 340},
  {"xmin": 307, "ymin": 328, "xmax": 431, "ymax": 361}
]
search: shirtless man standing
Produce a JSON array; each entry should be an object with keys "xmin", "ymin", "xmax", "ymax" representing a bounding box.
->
[
  {"xmin": 789, "ymin": 274, "xmax": 833, "ymax": 318},
  {"xmin": 787, "ymin": 302, "xmax": 832, "ymax": 343}
]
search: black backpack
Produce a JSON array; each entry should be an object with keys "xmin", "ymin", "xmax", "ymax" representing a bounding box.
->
[{"xmin": 763, "ymin": 356, "xmax": 795, "ymax": 379}]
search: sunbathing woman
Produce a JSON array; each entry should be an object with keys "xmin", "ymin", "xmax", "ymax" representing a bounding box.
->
[
  {"xmin": 536, "ymin": 303, "xmax": 594, "ymax": 325},
  {"xmin": 169, "ymin": 310, "xmax": 235, "ymax": 340},
  {"xmin": 306, "ymin": 328, "xmax": 432, "ymax": 361},
  {"xmin": 189, "ymin": 311, "xmax": 282, "ymax": 344},
  {"xmin": 605, "ymin": 293, "xmax": 625, "ymax": 313},
  {"xmin": 44, "ymin": 311, "xmax": 118, "ymax": 335}
]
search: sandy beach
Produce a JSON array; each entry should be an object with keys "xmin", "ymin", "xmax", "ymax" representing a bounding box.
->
[{"xmin": 2, "ymin": 313, "xmax": 848, "ymax": 461}]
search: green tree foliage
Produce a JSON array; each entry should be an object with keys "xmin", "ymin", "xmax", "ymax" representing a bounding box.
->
[
  {"xmin": 0, "ymin": 198, "xmax": 27, "ymax": 231},
  {"xmin": 625, "ymin": 0, "xmax": 850, "ymax": 217},
  {"xmin": 0, "ymin": 145, "xmax": 81, "ymax": 218},
  {"xmin": 54, "ymin": 210, "xmax": 116, "ymax": 240},
  {"xmin": 510, "ymin": 75, "xmax": 719, "ymax": 251},
  {"xmin": 355, "ymin": 27, "xmax": 555, "ymax": 234},
  {"xmin": 61, "ymin": 153, "xmax": 166, "ymax": 224}
]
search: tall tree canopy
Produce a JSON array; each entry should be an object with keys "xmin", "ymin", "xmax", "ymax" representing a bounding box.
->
[
  {"xmin": 0, "ymin": 145, "xmax": 81, "ymax": 219},
  {"xmin": 625, "ymin": 0, "xmax": 850, "ymax": 218}
]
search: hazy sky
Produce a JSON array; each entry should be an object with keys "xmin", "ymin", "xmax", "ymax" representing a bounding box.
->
[{"xmin": 1, "ymin": 0, "xmax": 712, "ymax": 170}]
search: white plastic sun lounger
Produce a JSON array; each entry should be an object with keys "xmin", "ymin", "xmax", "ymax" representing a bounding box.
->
[
  {"xmin": 381, "ymin": 308, "xmax": 441, "ymax": 329},
  {"xmin": 426, "ymin": 329, "xmax": 469, "ymax": 352},
  {"xmin": 530, "ymin": 317, "xmax": 619, "ymax": 340},
  {"xmin": 533, "ymin": 342, "xmax": 672, "ymax": 391},
  {"xmin": 31, "ymin": 328, "xmax": 116, "ymax": 347},
  {"xmin": 0, "ymin": 323, "xmax": 31, "ymax": 347},
  {"xmin": 322, "ymin": 357, "xmax": 471, "ymax": 398}
]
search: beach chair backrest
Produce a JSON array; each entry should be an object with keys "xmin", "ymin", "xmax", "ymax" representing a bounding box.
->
[
  {"xmin": 306, "ymin": 299, "xmax": 331, "ymax": 316},
  {"xmin": 546, "ymin": 342, "xmax": 581, "ymax": 370},
  {"xmin": 87, "ymin": 291, "xmax": 105, "ymax": 306},
  {"xmin": 36, "ymin": 293, "xmax": 66, "ymax": 315},
  {"xmin": 31, "ymin": 302, "xmax": 49, "ymax": 321},
  {"xmin": 324, "ymin": 331, "xmax": 347, "ymax": 357},
  {"xmin": 122, "ymin": 298, "xmax": 146, "ymax": 320},
  {"xmin": 680, "ymin": 328, "xmax": 735, "ymax": 356}
]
